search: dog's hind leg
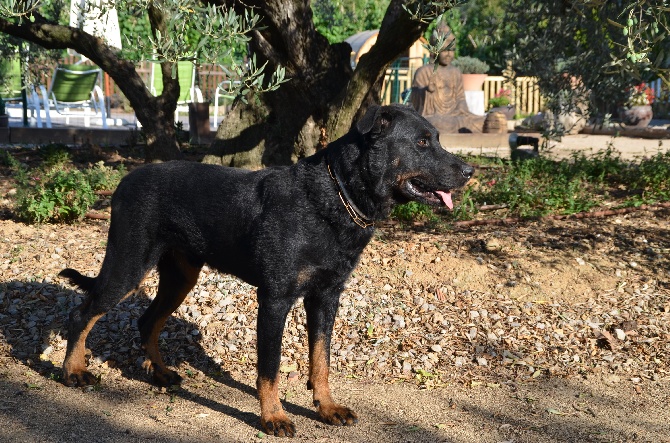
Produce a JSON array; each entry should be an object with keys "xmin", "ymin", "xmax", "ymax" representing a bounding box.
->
[
  {"xmin": 62, "ymin": 255, "xmax": 153, "ymax": 387},
  {"xmin": 138, "ymin": 250, "xmax": 202, "ymax": 387},
  {"xmin": 256, "ymin": 294, "xmax": 296, "ymax": 437},
  {"xmin": 305, "ymin": 293, "xmax": 358, "ymax": 426}
]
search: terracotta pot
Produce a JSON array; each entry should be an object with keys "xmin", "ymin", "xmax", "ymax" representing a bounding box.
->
[
  {"xmin": 620, "ymin": 105, "xmax": 653, "ymax": 128},
  {"xmin": 461, "ymin": 74, "xmax": 487, "ymax": 91}
]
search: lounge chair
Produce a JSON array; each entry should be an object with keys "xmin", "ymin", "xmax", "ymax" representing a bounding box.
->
[
  {"xmin": 0, "ymin": 57, "xmax": 45, "ymax": 127},
  {"xmin": 40, "ymin": 64, "xmax": 108, "ymax": 128},
  {"xmin": 213, "ymin": 79, "xmax": 240, "ymax": 127},
  {"xmin": 149, "ymin": 61, "xmax": 204, "ymax": 123}
]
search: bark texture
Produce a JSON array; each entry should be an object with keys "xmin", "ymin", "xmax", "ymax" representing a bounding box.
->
[
  {"xmin": 0, "ymin": 13, "xmax": 181, "ymax": 162},
  {"xmin": 205, "ymin": 0, "xmax": 434, "ymax": 169}
]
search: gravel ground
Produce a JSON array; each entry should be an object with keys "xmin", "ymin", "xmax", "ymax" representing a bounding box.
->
[
  {"xmin": 1, "ymin": 207, "xmax": 670, "ymax": 442},
  {"xmin": 1, "ymin": 136, "xmax": 670, "ymax": 441}
]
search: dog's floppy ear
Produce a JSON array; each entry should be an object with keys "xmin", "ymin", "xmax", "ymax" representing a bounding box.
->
[{"xmin": 357, "ymin": 105, "xmax": 392, "ymax": 136}]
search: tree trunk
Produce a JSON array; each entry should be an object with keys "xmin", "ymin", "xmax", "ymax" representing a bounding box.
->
[
  {"xmin": 0, "ymin": 16, "xmax": 181, "ymax": 162},
  {"xmin": 206, "ymin": 0, "xmax": 435, "ymax": 169}
]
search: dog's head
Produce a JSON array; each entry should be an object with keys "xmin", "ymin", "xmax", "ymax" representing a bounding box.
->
[{"xmin": 356, "ymin": 104, "xmax": 474, "ymax": 211}]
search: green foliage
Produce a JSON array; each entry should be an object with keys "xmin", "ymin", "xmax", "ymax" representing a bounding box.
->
[
  {"xmin": 117, "ymin": 6, "xmax": 152, "ymax": 62},
  {"xmin": 0, "ymin": 149, "xmax": 19, "ymax": 168},
  {"xmin": 1, "ymin": 0, "xmax": 285, "ymax": 117},
  {"xmin": 84, "ymin": 161, "xmax": 126, "ymax": 191},
  {"xmin": 393, "ymin": 148, "xmax": 670, "ymax": 224},
  {"xmin": 312, "ymin": 0, "xmax": 389, "ymax": 43},
  {"xmin": 7, "ymin": 145, "xmax": 127, "ymax": 224},
  {"xmin": 38, "ymin": 143, "xmax": 70, "ymax": 168},
  {"xmin": 621, "ymin": 150, "xmax": 670, "ymax": 206},
  {"xmin": 392, "ymin": 201, "xmax": 438, "ymax": 223},
  {"xmin": 0, "ymin": 3, "xmax": 63, "ymax": 89},
  {"xmin": 599, "ymin": 0, "xmax": 670, "ymax": 86},
  {"xmin": 448, "ymin": 0, "xmax": 516, "ymax": 72},
  {"xmin": 14, "ymin": 166, "xmax": 97, "ymax": 224},
  {"xmin": 504, "ymin": 0, "xmax": 657, "ymax": 126},
  {"xmin": 468, "ymin": 157, "xmax": 601, "ymax": 217},
  {"xmin": 488, "ymin": 89, "xmax": 511, "ymax": 108},
  {"xmin": 451, "ymin": 55, "xmax": 489, "ymax": 74}
]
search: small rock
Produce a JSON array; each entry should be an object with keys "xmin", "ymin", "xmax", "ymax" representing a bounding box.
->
[
  {"xmin": 485, "ymin": 239, "xmax": 501, "ymax": 252},
  {"xmin": 614, "ymin": 328, "xmax": 626, "ymax": 340}
]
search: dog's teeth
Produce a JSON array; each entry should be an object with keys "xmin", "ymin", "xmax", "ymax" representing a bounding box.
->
[{"xmin": 435, "ymin": 191, "xmax": 453, "ymax": 209}]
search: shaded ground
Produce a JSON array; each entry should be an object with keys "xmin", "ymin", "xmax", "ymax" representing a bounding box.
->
[
  {"xmin": 1, "ymin": 139, "xmax": 670, "ymax": 442},
  {"xmin": 1, "ymin": 210, "xmax": 669, "ymax": 442}
]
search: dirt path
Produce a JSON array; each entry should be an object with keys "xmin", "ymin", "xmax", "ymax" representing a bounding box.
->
[
  {"xmin": 1, "ymin": 205, "xmax": 669, "ymax": 442},
  {"xmin": 2, "ymin": 362, "xmax": 669, "ymax": 443},
  {"xmin": 452, "ymin": 130, "xmax": 670, "ymax": 161}
]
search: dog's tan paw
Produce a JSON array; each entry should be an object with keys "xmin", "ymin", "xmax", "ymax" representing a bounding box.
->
[
  {"xmin": 63, "ymin": 369, "xmax": 99, "ymax": 387},
  {"xmin": 261, "ymin": 412, "xmax": 296, "ymax": 437},
  {"xmin": 316, "ymin": 402, "xmax": 358, "ymax": 426}
]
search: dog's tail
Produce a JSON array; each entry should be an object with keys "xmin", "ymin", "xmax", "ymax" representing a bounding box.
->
[{"xmin": 59, "ymin": 268, "xmax": 96, "ymax": 293}]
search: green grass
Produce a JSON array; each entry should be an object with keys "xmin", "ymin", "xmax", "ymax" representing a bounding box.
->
[
  {"xmin": 392, "ymin": 147, "xmax": 670, "ymax": 225},
  {"xmin": 4, "ymin": 144, "xmax": 669, "ymax": 226}
]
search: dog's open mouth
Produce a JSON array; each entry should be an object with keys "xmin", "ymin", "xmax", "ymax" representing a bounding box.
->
[{"xmin": 403, "ymin": 179, "xmax": 453, "ymax": 209}]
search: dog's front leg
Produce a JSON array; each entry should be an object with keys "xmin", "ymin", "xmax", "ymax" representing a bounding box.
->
[
  {"xmin": 304, "ymin": 294, "xmax": 359, "ymax": 426},
  {"xmin": 256, "ymin": 296, "xmax": 295, "ymax": 437}
]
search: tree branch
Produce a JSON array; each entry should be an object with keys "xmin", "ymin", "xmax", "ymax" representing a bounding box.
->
[{"xmin": 326, "ymin": 0, "xmax": 434, "ymax": 140}]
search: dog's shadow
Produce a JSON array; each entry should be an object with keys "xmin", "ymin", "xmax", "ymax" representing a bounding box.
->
[{"xmin": 0, "ymin": 279, "xmax": 314, "ymax": 430}]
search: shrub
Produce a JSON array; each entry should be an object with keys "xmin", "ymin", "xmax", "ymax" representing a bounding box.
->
[
  {"xmin": 488, "ymin": 88, "xmax": 511, "ymax": 108},
  {"xmin": 38, "ymin": 143, "xmax": 71, "ymax": 168},
  {"xmin": 14, "ymin": 166, "xmax": 96, "ymax": 224},
  {"xmin": 451, "ymin": 56, "xmax": 489, "ymax": 74},
  {"xmin": 391, "ymin": 201, "xmax": 438, "ymax": 223},
  {"xmin": 9, "ymin": 148, "xmax": 127, "ymax": 224},
  {"xmin": 84, "ymin": 161, "xmax": 127, "ymax": 191}
]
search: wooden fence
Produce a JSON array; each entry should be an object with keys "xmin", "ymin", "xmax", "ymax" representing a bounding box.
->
[{"xmin": 379, "ymin": 68, "xmax": 543, "ymax": 116}]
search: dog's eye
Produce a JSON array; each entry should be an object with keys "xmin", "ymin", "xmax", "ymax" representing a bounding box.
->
[{"xmin": 417, "ymin": 138, "xmax": 429, "ymax": 147}]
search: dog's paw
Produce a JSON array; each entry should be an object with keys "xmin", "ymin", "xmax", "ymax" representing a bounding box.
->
[
  {"xmin": 152, "ymin": 368, "xmax": 183, "ymax": 387},
  {"xmin": 142, "ymin": 359, "xmax": 182, "ymax": 387},
  {"xmin": 316, "ymin": 402, "xmax": 358, "ymax": 426},
  {"xmin": 261, "ymin": 414, "xmax": 296, "ymax": 438},
  {"xmin": 63, "ymin": 370, "xmax": 99, "ymax": 387}
]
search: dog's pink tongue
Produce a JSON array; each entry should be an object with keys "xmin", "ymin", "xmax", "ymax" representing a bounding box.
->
[{"xmin": 436, "ymin": 191, "xmax": 453, "ymax": 209}]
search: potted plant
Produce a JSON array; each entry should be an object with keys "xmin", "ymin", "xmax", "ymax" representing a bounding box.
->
[
  {"xmin": 620, "ymin": 83, "xmax": 654, "ymax": 127},
  {"xmin": 451, "ymin": 56, "xmax": 489, "ymax": 91},
  {"xmin": 0, "ymin": 97, "xmax": 8, "ymax": 128},
  {"xmin": 487, "ymin": 88, "xmax": 516, "ymax": 119}
]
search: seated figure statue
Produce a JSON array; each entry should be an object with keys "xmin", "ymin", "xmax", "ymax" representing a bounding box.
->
[{"xmin": 410, "ymin": 25, "xmax": 486, "ymax": 133}]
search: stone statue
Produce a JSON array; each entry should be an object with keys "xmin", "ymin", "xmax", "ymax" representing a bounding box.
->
[{"xmin": 410, "ymin": 25, "xmax": 486, "ymax": 133}]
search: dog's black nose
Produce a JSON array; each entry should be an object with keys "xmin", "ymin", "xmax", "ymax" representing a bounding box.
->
[{"xmin": 462, "ymin": 165, "xmax": 475, "ymax": 179}]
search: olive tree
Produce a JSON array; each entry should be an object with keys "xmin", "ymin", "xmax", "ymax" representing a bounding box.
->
[
  {"xmin": 0, "ymin": 0, "xmax": 284, "ymax": 161},
  {"xmin": 504, "ymin": 0, "xmax": 669, "ymax": 133},
  {"xmin": 1, "ymin": 0, "xmax": 458, "ymax": 165}
]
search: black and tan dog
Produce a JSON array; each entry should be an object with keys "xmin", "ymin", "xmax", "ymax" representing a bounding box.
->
[{"xmin": 59, "ymin": 104, "xmax": 473, "ymax": 437}]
